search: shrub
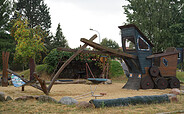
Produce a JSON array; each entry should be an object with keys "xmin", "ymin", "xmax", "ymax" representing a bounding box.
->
[
  {"xmin": 43, "ymin": 49, "xmax": 73, "ymax": 74},
  {"xmin": 109, "ymin": 60, "xmax": 124, "ymax": 78},
  {"xmin": 43, "ymin": 48, "xmax": 106, "ymax": 75},
  {"xmin": 176, "ymin": 71, "xmax": 184, "ymax": 83}
]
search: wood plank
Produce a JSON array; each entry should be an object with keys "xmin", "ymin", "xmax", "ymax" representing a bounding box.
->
[
  {"xmin": 47, "ymin": 34, "xmax": 97, "ymax": 92},
  {"xmin": 7, "ymin": 69, "xmax": 43, "ymax": 91},
  {"xmin": 33, "ymin": 72, "xmax": 48, "ymax": 95},
  {"xmin": 36, "ymin": 80, "xmax": 86, "ymax": 84},
  {"xmin": 57, "ymin": 47, "xmax": 122, "ymax": 56},
  {"xmin": 80, "ymin": 38, "xmax": 137, "ymax": 59},
  {"xmin": 147, "ymin": 51, "xmax": 179, "ymax": 59}
]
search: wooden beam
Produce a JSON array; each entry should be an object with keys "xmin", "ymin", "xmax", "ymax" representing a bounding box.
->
[
  {"xmin": 80, "ymin": 38, "xmax": 137, "ymax": 59},
  {"xmin": 57, "ymin": 47, "xmax": 118, "ymax": 56},
  {"xmin": 7, "ymin": 69, "xmax": 43, "ymax": 91},
  {"xmin": 47, "ymin": 34, "xmax": 97, "ymax": 92},
  {"xmin": 147, "ymin": 51, "xmax": 180, "ymax": 59},
  {"xmin": 33, "ymin": 72, "xmax": 48, "ymax": 95}
]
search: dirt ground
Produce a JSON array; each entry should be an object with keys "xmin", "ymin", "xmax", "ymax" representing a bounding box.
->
[
  {"xmin": 0, "ymin": 81, "xmax": 184, "ymax": 114},
  {"xmin": 0, "ymin": 81, "xmax": 172, "ymax": 101}
]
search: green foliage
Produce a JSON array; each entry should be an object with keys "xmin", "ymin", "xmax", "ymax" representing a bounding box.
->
[
  {"xmin": 176, "ymin": 72, "xmax": 184, "ymax": 83},
  {"xmin": 16, "ymin": 0, "xmax": 51, "ymax": 31},
  {"xmin": 43, "ymin": 49, "xmax": 73, "ymax": 74},
  {"xmin": 0, "ymin": 32, "xmax": 15, "ymax": 70},
  {"xmin": 11, "ymin": 17, "xmax": 46, "ymax": 63},
  {"xmin": 16, "ymin": 0, "xmax": 52, "ymax": 50},
  {"xmin": 51, "ymin": 23, "xmax": 69, "ymax": 49},
  {"xmin": 0, "ymin": 0, "xmax": 16, "ymax": 70},
  {"xmin": 123, "ymin": 0, "xmax": 184, "ymax": 52},
  {"xmin": 43, "ymin": 48, "xmax": 108, "ymax": 74},
  {"xmin": 100, "ymin": 38, "xmax": 119, "ymax": 49},
  {"xmin": 19, "ymin": 64, "xmax": 49, "ymax": 79},
  {"xmin": 109, "ymin": 60, "xmax": 124, "ymax": 78},
  {"xmin": 0, "ymin": 0, "xmax": 14, "ymax": 32}
]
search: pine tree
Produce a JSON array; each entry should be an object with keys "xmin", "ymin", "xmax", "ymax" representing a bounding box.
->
[
  {"xmin": 0, "ymin": 0, "xmax": 15, "ymax": 70},
  {"xmin": 16, "ymin": 0, "xmax": 52, "ymax": 49},
  {"xmin": 16, "ymin": 0, "xmax": 51, "ymax": 30},
  {"xmin": 52, "ymin": 23, "xmax": 69, "ymax": 49}
]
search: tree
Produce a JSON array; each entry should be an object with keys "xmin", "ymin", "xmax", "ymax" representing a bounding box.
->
[
  {"xmin": 100, "ymin": 38, "xmax": 119, "ymax": 49},
  {"xmin": 16, "ymin": 0, "xmax": 52, "ymax": 49},
  {"xmin": 0, "ymin": 0, "xmax": 15, "ymax": 70},
  {"xmin": 169, "ymin": 2, "xmax": 184, "ymax": 48},
  {"xmin": 123, "ymin": 0, "xmax": 184, "ymax": 52},
  {"xmin": 11, "ymin": 17, "xmax": 46, "ymax": 80},
  {"xmin": 52, "ymin": 23, "xmax": 69, "ymax": 49},
  {"xmin": 16, "ymin": 0, "xmax": 51, "ymax": 30}
]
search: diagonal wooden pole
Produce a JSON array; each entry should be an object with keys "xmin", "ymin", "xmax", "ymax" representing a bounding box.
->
[
  {"xmin": 33, "ymin": 72, "xmax": 48, "ymax": 95},
  {"xmin": 7, "ymin": 69, "xmax": 43, "ymax": 91},
  {"xmin": 47, "ymin": 34, "xmax": 97, "ymax": 92}
]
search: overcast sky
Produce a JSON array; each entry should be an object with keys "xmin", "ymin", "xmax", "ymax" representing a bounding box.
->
[{"xmin": 44, "ymin": 0, "xmax": 129, "ymax": 48}]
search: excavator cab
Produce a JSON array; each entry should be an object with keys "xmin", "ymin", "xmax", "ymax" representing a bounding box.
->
[
  {"xmin": 119, "ymin": 24, "xmax": 154, "ymax": 90},
  {"xmin": 119, "ymin": 24, "xmax": 154, "ymax": 74}
]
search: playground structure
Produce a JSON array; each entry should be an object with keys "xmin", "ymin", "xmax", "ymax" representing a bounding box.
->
[
  {"xmin": 2, "ymin": 24, "xmax": 181, "ymax": 95},
  {"xmin": 118, "ymin": 24, "xmax": 180, "ymax": 89}
]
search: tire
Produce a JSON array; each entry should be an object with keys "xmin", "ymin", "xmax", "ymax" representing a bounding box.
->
[
  {"xmin": 141, "ymin": 76, "xmax": 154, "ymax": 89},
  {"xmin": 149, "ymin": 66, "xmax": 160, "ymax": 77},
  {"xmin": 169, "ymin": 77, "xmax": 180, "ymax": 88},
  {"xmin": 155, "ymin": 77, "xmax": 168, "ymax": 89}
]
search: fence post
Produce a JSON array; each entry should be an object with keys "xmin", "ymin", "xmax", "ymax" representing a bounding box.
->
[{"xmin": 21, "ymin": 75, "xmax": 25, "ymax": 91}]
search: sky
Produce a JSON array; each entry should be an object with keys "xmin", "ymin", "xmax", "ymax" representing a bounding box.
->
[{"xmin": 44, "ymin": 0, "xmax": 129, "ymax": 48}]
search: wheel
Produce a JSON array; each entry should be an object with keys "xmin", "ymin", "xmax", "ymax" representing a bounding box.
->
[
  {"xmin": 141, "ymin": 76, "xmax": 154, "ymax": 89},
  {"xmin": 156, "ymin": 77, "xmax": 168, "ymax": 89},
  {"xmin": 149, "ymin": 66, "xmax": 160, "ymax": 77},
  {"xmin": 169, "ymin": 77, "xmax": 180, "ymax": 88}
]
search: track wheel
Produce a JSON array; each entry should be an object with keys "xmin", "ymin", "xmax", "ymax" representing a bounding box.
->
[
  {"xmin": 169, "ymin": 77, "xmax": 180, "ymax": 88},
  {"xmin": 156, "ymin": 77, "xmax": 168, "ymax": 89},
  {"xmin": 149, "ymin": 66, "xmax": 160, "ymax": 77},
  {"xmin": 141, "ymin": 76, "xmax": 154, "ymax": 89}
]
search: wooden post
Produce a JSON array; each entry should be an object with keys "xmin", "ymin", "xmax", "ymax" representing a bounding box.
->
[
  {"xmin": 21, "ymin": 75, "xmax": 25, "ymax": 91},
  {"xmin": 2, "ymin": 51, "xmax": 10, "ymax": 87},
  {"xmin": 29, "ymin": 58, "xmax": 35, "ymax": 81},
  {"xmin": 106, "ymin": 63, "xmax": 109, "ymax": 79},
  {"xmin": 47, "ymin": 34, "xmax": 97, "ymax": 92},
  {"xmin": 102, "ymin": 57, "xmax": 106, "ymax": 79}
]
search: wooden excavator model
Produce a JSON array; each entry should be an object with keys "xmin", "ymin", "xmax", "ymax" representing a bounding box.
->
[{"xmin": 81, "ymin": 24, "xmax": 180, "ymax": 90}]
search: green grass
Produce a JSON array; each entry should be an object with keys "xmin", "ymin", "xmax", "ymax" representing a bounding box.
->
[{"xmin": 19, "ymin": 64, "xmax": 49, "ymax": 79}]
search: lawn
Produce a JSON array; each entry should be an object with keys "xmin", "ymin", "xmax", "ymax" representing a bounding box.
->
[{"xmin": 0, "ymin": 81, "xmax": 184, "ymax": 114}]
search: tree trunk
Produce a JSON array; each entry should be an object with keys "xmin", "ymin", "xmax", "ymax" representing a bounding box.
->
[{"xmin": 29, "ymin": 58, "xmax": 35, "ymax": 81}]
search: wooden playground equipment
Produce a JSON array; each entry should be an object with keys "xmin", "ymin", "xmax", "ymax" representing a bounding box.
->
[
  {"xmin": 2, "ymin": 24, "xmax": 181, "ymax": 95},
  {"xmin": 118, "ymin": 24, "xmax": 180, "ymax": 90},
  {"xmin": 2, "ymin": 51, "xmax": 10, "ymax": 87}
]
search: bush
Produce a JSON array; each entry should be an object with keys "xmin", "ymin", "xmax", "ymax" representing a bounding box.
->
[
  {"xmin": 109, "ymin": 60, "xmax": 124, "ymax": 78},
  {"xmin": 43, "ymin": 49, "xmax": 73, "ymax": 74},
  {"xmin": 43, "ymin": 48, "xmax": 105, "ymax": 75},
  {"xmin": 176, "ymin": 71, "xmax": 184, "ymax": 83}
]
